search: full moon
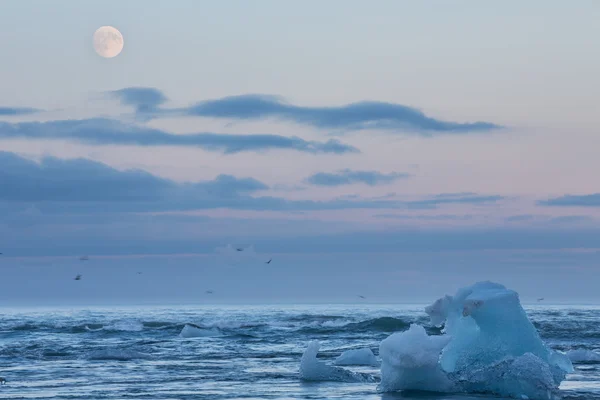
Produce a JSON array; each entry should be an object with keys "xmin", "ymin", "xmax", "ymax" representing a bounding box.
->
[{"xmin": 93, "ymin": 26, "xmax": 124, "ymax": 58}]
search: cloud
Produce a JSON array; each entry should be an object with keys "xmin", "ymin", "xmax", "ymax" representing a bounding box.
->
[
  {"xmin": 538, "ymin": 194, "xmax": 600, "ymax": 207},
  {"xmin": 0, "ymin": 152, "xmax": 504, "ymax": 215},
  {"xmin": 0, "ymin": 151, "xmax": 267, "ymax": 204},
  {"xmin": 405, "ymin": 194, "xmax": 505, "ymax": 209},
  {"xmin": 0, "ymin": 106, "xmax": 40, "ymax": 116},
  {"xmin": 548, "ymin": 215, "xmax": 595, "ymax": 224},
  {"xmin": 505, "ymin": 214, "xmax": 537, "ymax": 222},
  {"xmin": 430, "ymin": 192, "xmax": 478, "ymax": 199},
  {"xmin": 111, "ymin": 87, "xmax": 502, "ymax": 133},
  {"xmin": 306, "ymin": 169, "xmax": 410, "ymax": 186},
  {"xmin": 374, "ymin": 214, "xmax": 473, "ymax": 221},
  {"xmin": 0, "ymin": 118, "xmax": 358, "ymax": 154},
  {"xmin": 110, "ymin": 87, "xmax": 168, "ymax": 113},
  {"xmin": 504, "ymin": 214, "xmax": 597, "ymax": 227}
]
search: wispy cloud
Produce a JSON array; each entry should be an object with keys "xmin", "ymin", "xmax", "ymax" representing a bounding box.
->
[
  {"xmin": 405, "ymin": 194, "xmax": 505, "ymax": 209},
  {"xmin": 538, "ymin": 194, "xmax": 600, "ymax": 207},
  {"xmin": 374, "ymin": 214, "xmax": 473, "ymax": 221},
  {"xmin": 505, "ymin": 214, "xmax": 537, "ymax": 222},
  {"xmin": 111, "ymin": 87, "xmax": 502, "ymax": 133},
  {"xmin": 504, "ymin": 214, "xmax": 597, "ymax": 227},
  {"xmin": 306, "ymin": 169, "xmax": 411, "ymax": 186},
  {"xmin": 0, "ymin": 118, "xmax": 358, "ymax": 154},
  {"xmin": 0, "ymin": 107, "xmax": 40, "ymax": 116},
  {"xmin": 548, "ymin": 215, "xmax": 595, "ymax": 224}
]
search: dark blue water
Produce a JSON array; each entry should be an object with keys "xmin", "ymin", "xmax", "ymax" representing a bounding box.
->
[{"xmin": 0, "ymin": 305, "xmax": 598, "ymax": 399}]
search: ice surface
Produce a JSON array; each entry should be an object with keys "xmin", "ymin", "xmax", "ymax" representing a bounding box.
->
[
  {"xmin": 299, "ymin": 341, "xmax": 376, "ymax": 383},
  {"xmin": 567, "ymin": 349, "xmax": 600, "ymax": 363},
  {"xmin": 379, "ymin": 281, "xmax": 574, "ymax": 400},
  {"xmin": 180, "ymin": 324, "xmax": 221, "ymax": 338},
  {"xmin": 379, "ymin": 324, "xmax": 455, "ymax": 392},
  {"xmin": 334, "ymin": 348, "xmax": 379, "ymax": 366}
]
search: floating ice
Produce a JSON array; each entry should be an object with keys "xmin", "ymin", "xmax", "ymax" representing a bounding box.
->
[
  {"xmin": 334, "ymin": 348, "xmax": 379, "ymax": 366},
  {"xmin": 567, "ymin": 349, "xmax": 600, "ymax": 363},
  {"xmin": 180, "ymin": 324, "xmax": 222, "ymax": 338},
  {"xmin": 299, "ymin": 341, "xmax": 376, "ymax": 383},
  {"xmin": 379, "ymin": 324, "xmax": 455, "ymax": 393},
  {"xmin": 379, "ymin": 281, "xmax": 574, "ymax": 400}
]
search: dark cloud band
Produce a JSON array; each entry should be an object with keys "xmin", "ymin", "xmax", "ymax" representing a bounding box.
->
[
  {"xmin": 306, "ymin": 169, "xmax": 411, "ymax": 186},
  {"xmin": 111, "ymin": 87, "xmax": 502, "ymax": 133},
  {"xmin": 0, "ymin": 118, "xmax": 358, "ymax": 155}
]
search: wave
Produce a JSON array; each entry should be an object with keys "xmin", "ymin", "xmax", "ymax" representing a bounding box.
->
[
  {"xmin": 567, "ymin": 349, "xmax": 600, "ymax": 364},
  {"xmin": 346, "ymin": 317, "xmax": 411, "ymax": 332},
  {"xmin": 299, "ymin": 317, "xmax": 411, "ymax": 334},
  {"xmin": 533, "ymin": 320, "xmax": 600, "ymax": 339},
  {"xmin": 87, "ymin": 348, "xmax": 153, "ymax": 361},
  {"xmin": 285, "ymin": 314, "xmax": 347, "ymax": 322},
  {"xmin": 180, "ymin": 324, "xmax": 222, "ymax": 338}
]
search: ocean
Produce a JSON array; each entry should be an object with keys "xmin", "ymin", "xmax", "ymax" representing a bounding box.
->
[{"xmin": 0, "ymin": 304, "xmax": 599, "ymax": 399}]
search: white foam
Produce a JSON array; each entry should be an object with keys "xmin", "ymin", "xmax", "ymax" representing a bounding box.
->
[{"xmin": 334, "ymin": 348, "xmax": 379, "ymax": 366}]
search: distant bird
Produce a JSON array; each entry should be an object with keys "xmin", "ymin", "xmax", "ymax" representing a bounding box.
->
[
  {"xmin": 265, "ymin": 258, "xmax": 272, "ymax": 264},
  {"xmin": 79, "ymin": 255, "xmax": 89, "ymax": 261},
  {"xmin": 537, "ymin": 297, "xmax": 544, "ymax": 302},
  {"xmin": 0, "ymin": 252, "xmax": 3, "ymax": 255},
  {"xmin": 206, "ymin": 290, "xmax": 214, "ymax": 294},
  {"xmin": 74, "ymin": 274, "xmax": 82, "ymax": 281},
  {"xmin": 0, "ymin": 376, "xmax": 5, "ymax": 384},
  {"xmin": 137, "ymin": 272, "xmax": 142, "ymax": 275},
  {"xmin": 236, "ymin": 248, "xmax": 244, "ymax": 252},
  {"xmin": 358, "ymin": 295, "xmax": 366, "ymax": 299}
]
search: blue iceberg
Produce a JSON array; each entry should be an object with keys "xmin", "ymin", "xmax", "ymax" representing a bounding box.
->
[{"xmin": 378, "ymin": 281, "xmax": 573, "ymax": 400}]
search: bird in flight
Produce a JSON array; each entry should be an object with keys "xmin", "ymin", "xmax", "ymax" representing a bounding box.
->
[
  {"xmin": 236, "ymin": 248, "xmax": 244, "ymax": 252},
  {"xmin": 74, "ymin": 274, "xmax": 82, "ymax": 281},
  {"xmin": 357, "ymin": 295, "xmax": 366, "ymax": 299},
  {"xmin": 80, "ymin": 255, "xmax": 89, "ymax": 261},
  {"xmin": 137, "ymin": 272, "xmax": 142, "ymax": 275},
  {"xmin": 265, "ymin": 258, "xmax": 272, "ymax": 264},
  {"xmin": 206, "ymin": 290, "xmax": 214, "ymax": 294},
  {"xmin": 537, "ymin": 297, "xmax": 544, "ymax": 302}
]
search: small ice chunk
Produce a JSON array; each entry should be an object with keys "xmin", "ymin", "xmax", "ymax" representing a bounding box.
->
[
  {"xmin": 334, "ymin": 348, "xmax": 379, "ymax": 366},
  {"xmin": 299, "ymin": 341, "xmax": 376, "ymax": 383},
  {"xmin": 378, "ymin": 324, "xmax": 455, "ymax": 393},
  {"xmin": 180, "ymin": 324, "xmax": 221, "ymax": 338}
]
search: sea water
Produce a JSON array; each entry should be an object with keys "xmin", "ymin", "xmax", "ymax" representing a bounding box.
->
[{"xmin": 0, "ymin": 304, "xmax": 599, "ymax": 399}]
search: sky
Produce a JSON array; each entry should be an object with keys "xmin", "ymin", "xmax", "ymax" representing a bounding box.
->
[{"xmin": 1, "ymin": 1, "xmax": 600, "ymax": 304}]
